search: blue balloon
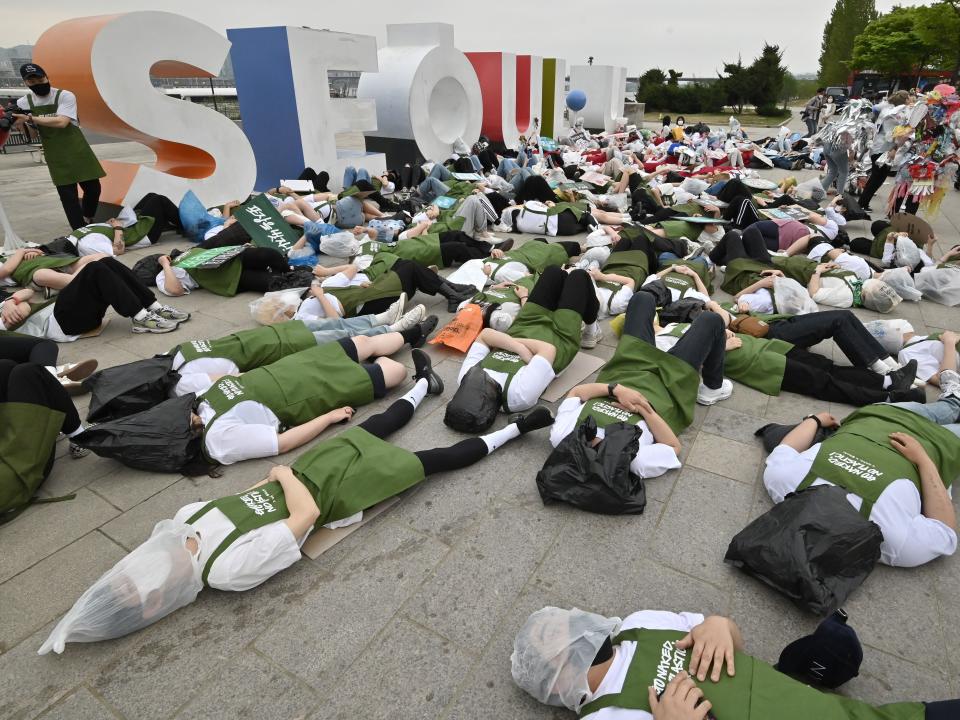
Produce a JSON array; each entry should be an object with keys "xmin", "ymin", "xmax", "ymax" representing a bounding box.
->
[{"xmin": 566, "ymin": 89, "xmax": 587, "ymax": 112}]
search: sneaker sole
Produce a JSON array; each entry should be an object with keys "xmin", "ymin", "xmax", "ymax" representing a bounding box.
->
[
  {"xmin": 61, "ymin": 358, "xmax": 98, "ymax": 381},
  {"xmin": 696, "ymin": 389, "xmax": 733, "ymax": 406},
  {"xmin": 132, "ymin": 325, "xmax": 179, "ymax": 334}
]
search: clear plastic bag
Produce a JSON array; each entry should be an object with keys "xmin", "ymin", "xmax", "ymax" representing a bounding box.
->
[
  {"xmin": 318, "ymin": 231, "xmax": 360, "ymax": 258},
  {"xmin": 894, "ymin": 236, "xmax": 921, "ymax": 269},
  {"xmin": 861, "ymin": 319, "xmax": 915, "ymax": 354},
  {"xmin": 913, "ymin": 265, "xmax": 960, "ymax": 307},
  {"xmin": 879, "ymin": 267, "xmax": 922, "ymax": 302},
  {"xmin": 39, "ymin": 519, "xmax": 203, "ymax": 654},
  {"xmin": 249, "ymin": 289, "xmax": 306, "ymax": 325},
  {"xmin": 773, "ymin": 277, "xmax": 818, "ymax": 315}
]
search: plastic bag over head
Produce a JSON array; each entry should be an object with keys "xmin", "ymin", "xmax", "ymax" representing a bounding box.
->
[
  {"xmin": 317, "ymin": 231, "xmax": 360, "ymax": 258},
  {"xmin": 861, "ymin": 279, "xmax": 902, "ymax": 313},
  {"xmin": 444, "ymin": 365, "xmax": 502, "ymax": 433},
  {"xmin": 250, "ymin": 290, "xmax": 304, "ymax": 325},
  {"xmin": 861, "ymin": 319, "xmax": 914, "ymax": 355},
  {"xmin": 511, "ymin": 606, "xmax": 622, "ymax": 711},
  {"xmin": 879, "ymin": 267, "xmax": 922, "ymax": 302},
  {"xmin": 894, "ymin": 236, "xmax": 921, "ymax": 270},
  {"xmin": 773, "ymin": 277, "xmax": 818, "ymax": 315},
  {"xmin": 83, "ymin": 355, "xmax": 179, "ymax": 422},
  {"xmin": 39, "ymin": 519, "xmax": 203, "ymax": 654}
]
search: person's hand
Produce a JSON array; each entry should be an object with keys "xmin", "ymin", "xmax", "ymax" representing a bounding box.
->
[
  {"xmin": 1, "ymin": 299, "xmax": 30, "ymax": 326},
  {"xmin": 108, "ymin": 218, "xmax": 123, "ymax": 229},
  {"xmin": 648, "ymin": 672, "xmax": 712, "ymax": 720},
  {"xmin": 814, "ymin": 412, "xmax": 840, "ymax": 428},
  {"xmin": 588, "ymin": 267, "xmax": 604, "ymax": 280},
  {"xmin": 813, "ymin": 262, "xmax": 832, "ymax": 275},
  {"xmin": 22, "ymin": 248, "xmax": 43, "ymax": 260},
  {"xmin": 677, "ymin": 616, "xmax": 737, "ymax": 682},
  {"xmin": 359, "ymin": 281, "xmax": 371, "ymax": 288},
  {"xmin": 890, "ymin": 432, "xmax": 932, "ymax": 467},
  {"xmin": 268, "ymin": 465, "xmax": 292, "ymax": 481},
  {"xmin": 759, "ymin": 269, "xmax": 784, "ymax": 278},
  {"xmin": 158, "ymin": 255, "xmax": 171, "ymax": 267},
  {"xmin": 514, "ymin": 286, "xmax": 529, "ymax": 301},
  {"xmin": 325, "ymin": 406, "xmax": 354, "ymax": 424},
  {"xmin": 490, "ymin": 248, "xmax": 505, "ymax": 259},
  {"xmin": 939, "ymin": 330, "xmax": 958, "ymax": 346},
  {"xmin": 351, "ymin": 226, "xmax": 366, "ymax": 236},
  {"xmin": 613, "ymin": 385, "xmax": 653, "ymax": 415},
  {"xmin": 760, "ymin": 275, "xmax": 777, "ymax": 289},
  {"xmin": 725, "ymin": 334, "xmax": 743, "ymax": 351},
  {"xmin": 10, "ymin": 112, "xmax": 30, "ymax": 129}
]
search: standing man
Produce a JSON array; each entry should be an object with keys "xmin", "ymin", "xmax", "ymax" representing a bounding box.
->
[
  {"xmin": 11, "ymin": 63, "xmax": 105, "ymax": 230},
  {"xmin": 802, "ymin": 88, "xmax": 825, "ymax": 137}
]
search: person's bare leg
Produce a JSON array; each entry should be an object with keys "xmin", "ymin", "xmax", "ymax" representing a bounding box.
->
[
  {"xmin": 313, "ymin": 264, "xmax": 356, "ymax": 278},
  {"xmin": 294, "ymin": 196, "xmax": 322, "ymax": 221},
  {"xmin": 283, "ymin": 212, "xmax": 308, "ymax": 227},
  {"xmin": 362, "ymin": 200, "xmax": 385, "ymax": 219},
  {"xmin": 404, "ymin": 221, "xmax": 432, "ymax": 239},
  {"xmin": 784, "ymin": 235, "xmax": 813, "ymax": 256},
  {"xmin": 351, "ymin": 332, "xmax": 404, "ymax": 360},
  {"xmin": 592, "ymin": 208, "xmax": 625, "ymax": 225},
  {"xmin": 375, "ymin": 357, "xmax": 407, "ymax": 388}
]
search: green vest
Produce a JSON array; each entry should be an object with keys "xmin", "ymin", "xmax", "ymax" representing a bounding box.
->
[
  {"xmin": 488, "ymin": 241, "xmax": 569, "ymax": 277},
  {"xmin": 69, "ymin": 217, "xmax": 155, "ymax": 249},
  {"xmin": 0, "ymin": 402, "xmax": 64, "ymax": 517},
  {"xmin": 27, "ymin": 90, "xmax": 105, "ymax": 186},
  {"xmin": 478, "ymin": 350, "xmax": 527, "ymax": 412},
  {"xmin": 579, "ymin": 628, "xmax": 923, "ymax": 720},
  {"xmin": 185, "ymin": 427, "xmax": 425, "ymax": 586},
  {"xmin": 603, "ymin": 250, "xmax": 650, "ymax": 287},
  {"xmin": 173, "ymin": 321, "xmax": 316, "ymax": 370},
  {"xmin": 658, "ymin": 259, "xmax": 712, "ymax": 297},
  {"xmin": 725, "ymin": 333, "xmax": 793, "ymax": 396},
  {"xmin": 10, "ymin": 254, "xmax": 77, "ymax": 287},
  {"xmin": 473, "ymin": 274, "xmax": 537, "ymax": 305},
  {"xmin": 581, "ymin": 333, "xmax": 698, "ymax": 434},
  {"xmin": 772, "ymin": 255, "xmax": 820, "ymax": 285},
  {"xmin": 200, "ymin": 342, "xmax": 373, "ymax": 448},
  {"xmin": 391, "ymin": 235, "xmax": 444, "ymax": 268},
  {"xmin": 870, "ymin": 227, "xmax": 898, "ymax": 259},
  {"xmin": 720, "ymin": 258, "xmax": 775, "ymax": 295},
  {"xmin": 327, "ymin": 269, "xmax": 404, "ymax": 316},
  {"xmin": 175, "ymin": 247, "xmax": 244, "ymax": 297},
  {"xmin": 799, "ymin": 404, "xmax": 960, "ymax": 518},
  {"xmin": 547, "ymin": 201, "xmax": 589, "ymax": 220},
  {"xmin": 657, "ymin": 219, "xmax": 701, "ymax": 240}
]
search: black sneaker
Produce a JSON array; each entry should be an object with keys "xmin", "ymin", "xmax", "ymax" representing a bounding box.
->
[
  {"xmin": 497, "ymin": 238, "xmax": 515, "ymax": 252},
  {"xmin": 510, "ymin": 405, "xmax": 555, "ymax": 433},
  {"xmin": 887, "ymin": 359, "xmax": 918, "ymax": 393},
  {"xmin": 410, "ymin": 316, "xmax": 439, "ymax": 349},
  {"xmin": 442, "ymin": 283, "xmax": 478, "ymax": 313},
  {"xmin": 888, "ymin": 387, "xmax": 926, "ymax": 404},
  {"xmin": 411, "ymin": 348, "xmax": 444, "ymax": 395}
]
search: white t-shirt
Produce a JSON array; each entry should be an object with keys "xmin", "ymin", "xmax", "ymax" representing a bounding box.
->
[
  {"xmin": 0, "ymin": 301, "xmax": 78, "ymax": 342},
  {"xmin": 487, "ymin": 260, "xmax": 530, "ymax": 284},
  {"xmin": 198, "ymin": 398, "xmax": 280, "ymax": 465},
  {"xmin": 552, "ymin": 397, "xmax": 681, "ymax": 479},
  {"xmin": 595, "ymin": 283, "xmax": 633, "ymax": 318},
  {"xmin": 809, "ymin": 244, "xmax": 871, "ymax": 281},
  {"xmin": 642, "ymin": 273, "xmax": 710, "ymax": 305},
  {"xmin": 459, "ymin": 341, "xmax": 556, "ymax": 412},
  {"xmin": 898, "ymin": 336, "xmax": 959, "ymax": 382},
  {"xmin": 512, "ymin": 203, "xmax": 560, "ymax": 235},
  {"xmin": 173, "ymin": 502, "xmax": 304, "ymax": 591},
  {"xmin": 581, "ymin": 610, "xmax": 706, "ymax": 720},
  {"xmin": 763, "ymin": 444, "xmax": 957, "ymax": 567},
  {"xmin": 811, "ymin": 276, "xmax": 854, "ymax": 308},
  {"xmin": 156, "ymin": 266, "xmax": 200, "ymax": 296},
  {"xmin": 293, "ymin": 278, "xmax": 350, "ymax": 321},
  {"xmin": 17, "ymin": 87, "xmax": 78, "ymax": 125},
  {"xmin": 171, "ymin": 351, "xmax": 239, "ymax": 396},
  {"xmin": 73, "ymin": 231, "xmax": 151, "ymax": 257},
  {"xmin": 738, "ymin": 288, "xmax": 775, "ymax": 314}
]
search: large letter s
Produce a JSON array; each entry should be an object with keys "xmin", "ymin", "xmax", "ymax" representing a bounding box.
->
[{"xmin": 33, "ymin": 12, "xmax": 256, "ymax": 207}]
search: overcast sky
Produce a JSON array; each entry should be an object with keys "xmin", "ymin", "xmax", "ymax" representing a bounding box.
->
[{"xmin": 5, "ymin": 0, "xmax": 922, "ymax": 76}]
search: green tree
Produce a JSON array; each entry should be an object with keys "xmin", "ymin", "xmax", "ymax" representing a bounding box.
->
[
  {"xmin": 667, "ymin": 69, "xmax": 684, "ymax": 86},
  {"xmin": 850, "ymin": 6, "xmax": 935, "ymax": 83},
  {"xmin": 819, "ymin": 0, "xmax": 879, "ymax": 86},
  {"xmin": 748, "ymin": 44, "xmax": 787, "ymax": 113},
  {"xmin": 781, "ymin": 72, "xmax": 800, "ymax": 106},
  {"xmin": 913, "ymin": 2, "xmax": 960, "ymax": 83},
  {"xmin": 720, "ymin": 59, "xmax": 752, "ymax": 114}
]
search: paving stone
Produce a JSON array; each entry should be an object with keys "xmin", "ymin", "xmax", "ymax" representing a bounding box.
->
[
  {"xmin": 919, "ymin": 300, "xmax": 957, "ymax": 330},
  {"xmin": 721, "ymin": 381, "xmax": 769, "ymax": 416},
  {"xmin": 35, "ymin": 687, "xmax": 119, "ymax": 720},
  {"xmin": 0, "ymin": 489, "xmax": 119, "ymax": 585},
  {"xmin": 701, "ymin": 404, "xmax": 768, "ymax": 445},
  {"xmin": 843, "ymin": 643, "xmax": 957, "ymax": 707},
  {"xmin": 685, "ymin": 431, "xmax": 763, "ymax": 484},
  {"xmin": 87, "ymin": 465, "xmax": 183, "ymax": 512},
  {"xmin": 0, "ymin": 531, "xmax": 126, "ymax": 655},
  {"xmin": 763, "ymin": 391, "xmax": 826, "ymax": 425}
]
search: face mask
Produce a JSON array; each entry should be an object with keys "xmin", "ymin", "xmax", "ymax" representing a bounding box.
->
[{"xmin": 30, "ymin": 82, "xmax": 51, "ymax": 96}]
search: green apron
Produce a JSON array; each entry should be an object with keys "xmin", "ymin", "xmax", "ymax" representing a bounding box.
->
[
  {"xmin": 870, "ymin": 226, "xmax": 898, "ymax": 259},
  {"xmin": 658, "ymin": 259, "xmax": 712, "ymax": 297},
  {"xmin": 473, "ymin": 274, "xmax": 538, "ymax": 305},
  {"xmin": 186, "ymin": 427, "xmax": 425, "ymax": 585},
  {"xmin": 488, "ymin": 241, "xmax": 570, "ymax": 277},
  {"xmin": 200, "ymin": 342, "xmax": 373, "ymax": 451},
  {"xmin": 772, "ymin": 255, "xmax": 820, "ymax": 285},
  {"xmin": 327, "ymin": 269, "xmax": 404, "ymax": 316},
  {"xmin": 432, "ymin": 212, "xmax": 466, "ymax": 233},
  {"xmin": 391, "ymin": 234, "xmax": 444, "ymax": 268},
  {"xmin": 798, "ymin": 404, "xmax": 960, "ymax": 518},
  {"xmin": 579, "ymin": 628, "xmax": 923, "ymax": 720},
  {"xmin": 10, "ymin": 254, "xmax": 77, "ymax": 287},
  {"xmin": 547, "ymin": 201, "xmax": 589, "ymax": 220},
  {"xmin": 174, "ymin": 248, "xmax": 244, "ymax": 297},
  {"xmin": 28, "ymin": 90, "xmax": 105, "ymax": 186},
  {"xmin": 173, "ymin": 321, "xmax": 317, "ymax": 371},
  {"xmin": 724, "ymin": 333, "xmax": 793, "ymax": 396},
  {"xmin": 0, "ymin": 402, "xmax": 64, "ymax": 516},
  {"xmin": 582, "ymin": 333, "xmax": 698, "ymax": 434},
  {"xmin": 657, "ymin": 219, "xmax": 701, "ymax": 241},
  {"xmin": 69, "ymin": 216, "xmax": 155, "ymax": 249},
  {"xmin": 603, "ymin": 250, "xmax": 650, "ymax": 287},
  {"xmin": 597, "ymin": 279, "xmax": 629, "ymax": 314},
  {"xmin": 720, "ymin": 258, "xmax": 773, "ymax": 295}
]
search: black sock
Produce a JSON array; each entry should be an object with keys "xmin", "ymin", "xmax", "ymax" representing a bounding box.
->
[{"xmin": 399, "ymin": 326, "xmax": 422, "ymax": 346}]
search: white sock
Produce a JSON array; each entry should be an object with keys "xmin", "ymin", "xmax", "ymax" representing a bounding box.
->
[
  {"xmin": 480, "ymin": 423, "xmax": 521, "ymax": 454},
  {"xmin": 870, "ymin": 360, "xmax": 891, "ymax": 375},
  {"xmin": 149, "ymin": 301, "xmax": 163, "ymax": 311},
  {"xmin": 585, "ymin": 320, "xmax": 600, "ymax": 334},
  {"xmin": 402, "ymin": 378, "xmax": 428, "ymax": 409},
  {"xmin": 66, "ymin": 425, "xmax": 86, "ymax": 438},
  {"xmin": 883, "ymin": 376, "xmax": 892, "ymax": 389},
  {"xmin": 134, "ymin": 309, "xmax": 150, "ymax": 321},
  {"xmin": 885, "ymin": 357, "xmax": 901, "ymax": 371}
]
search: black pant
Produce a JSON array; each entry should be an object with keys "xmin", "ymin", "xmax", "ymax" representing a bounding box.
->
[
  {"xmin": 925, "ymin": 700, "xmax": 960, "ymax": 719},
  {"xmin": 893, "ymin": 195, "xmax": 920, "ymax": 215},
  {"xmin": 438, "ymin": 231, "xmax": 492, "ymax": 266},
  {"xmin": 622, "ymin": 292, "xmax": 725, "ymax": 388},
  {"xmin": 359, "ymin": 397, "xmax": 489, "ymax": 475},
  {"xmin": 724, "ymin": 196, "xmax": 762, "ymax": 229},
  {"xmin": 0, "ymin": 360, "xmax": 81, "ymax": 434},
  {"xmin": 297, "ymin": 167, "xmax": 330, "ymax": 192},
  {"xmin": 529, "ymin": 237, "xmax": 581, "ymax": 258},
  {"xmin": 859, "ymin": 153, "xmax": 890, "ymax": 208},
  {"xmin": 197, "ymin": 224, "xmax": 252, "ymax": 249},
  {"xmin": 766, "ymin": 310, "xmax": 886, "ymax": 367},
  {"xmin": 56, "ymin": 178, "xmax": 101, "ymax": 230},
  {"xmin": 236, "ymin": 248, "xmax": 290, "ymax": 293},
  {"xmin": 360, "ymin": 259, "xmax": 445, "ymax": 314},
  {"xmin": 555, "ymin": 209, "xmax": 596, "ymax": 236},
  {"xmin": 0, "ymin": 335, "xmax": 58, "ymax": 366},
  {"xmin": 53, "ymin": 257, "xmax": 156, "ymax": 334},
  {"xmin": 133, "ymin": 193, "xmax": 182, "ymax": 243},
  {"xmin": 744, "ymin": 221, "xmax": 781, "ymax": 252},
  {"xmin": 618, "ymin": 231, "xmax": 674, "ymax": 271},
  {"xmin": 781, "ymin": 348, "xmax": 889, "ymax": 405},
  {"xmin": 515, "ymin": 175, "xmax": 556, "ymax": 204},
  {"xmin": 709, "ymin": 230, "xmax": 773, "ymax": 266},
  {"xmin": 528, "ymin": 265, "xmax": 599, "ymax": 325},
  {"xmin": 398, "ymin": 164, "xmax": 425, "ymax": 190}
]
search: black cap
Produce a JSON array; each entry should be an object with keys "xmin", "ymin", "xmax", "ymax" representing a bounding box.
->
[
  {"xmin": 775, "ymin": 610, "xmax": 863, "ymax": 689},
  {"xmin": 19, "ymin": 63, "xmax": 46, "ymax": 79}
]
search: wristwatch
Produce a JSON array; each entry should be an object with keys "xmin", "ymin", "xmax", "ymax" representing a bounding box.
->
[
  {"xmin": 607, "ymin": 383, "xmax": 618, "ymax": 398},
  {"xmin": 802, "ymin": 413, "xmax": 824, "ymax": 430}
]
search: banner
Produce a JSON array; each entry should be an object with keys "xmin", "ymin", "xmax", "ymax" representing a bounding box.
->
[
  {"xmin": 234, "ymin": 194, "xmax": 302, "ymax": 254},
  {"xmin": 173, "ymin": 244, "xmax": 247, "ymax": 270}
]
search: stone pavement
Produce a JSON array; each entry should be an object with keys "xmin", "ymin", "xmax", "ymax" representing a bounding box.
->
[{"xmin": 1, "ymin": 131, "xmax": 959, "ymax": 720}]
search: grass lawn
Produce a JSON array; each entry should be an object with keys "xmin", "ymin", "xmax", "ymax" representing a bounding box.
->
[{"xmin": 643, "ymin": 109, "xmax": 793, "ymax": 128}]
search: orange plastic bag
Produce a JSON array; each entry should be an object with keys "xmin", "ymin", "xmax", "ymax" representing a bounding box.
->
[{"xmin": 428, "ymin": 303, "xmax": 483, "ymax": 353}]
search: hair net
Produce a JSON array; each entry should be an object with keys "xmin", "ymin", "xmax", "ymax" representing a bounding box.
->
[
  {"xmin": 807, "ymin": 242, "xmax": 833, "ymax": 262},
  {"xmin": 39, "ymin": 520, "xmax": 203, "ymax": 654},
  {"xmin": 250, "ymin": 290, "xmax": 302, "ymax": 325},
  {"xmin": 862, "ymin": 319, "xmax": 914, "ymax": 355},
  {"xmin": 861, "ymin": 279, "xmax": 902, "ymax": 313},
  {"xmin": 680, "ymin": 178, "xmax": 709, "ymax": 196},
  {"xmin": 511, "ymin": 606, "xmax": 621, "ymax": 711},
  {"xmin": 490, "ymin": 302, "xmax": 520, "ymax": 332},
  {"xmin": 880, "ymin": 267, "xmax": 923, "ymax": 302}
]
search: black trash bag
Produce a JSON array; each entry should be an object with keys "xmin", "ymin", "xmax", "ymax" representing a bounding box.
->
[
  {"xmin": 535, "ymin": 417, "xmax": 646, "ymax": 515},
  {"xmin": 724, "ymin": 485, "xmax": 883, "ymax": 615},
  {"xmin": 444, "ymin": 365, "xmax": 503, "ymax": 433},
  {"xmin": 658, "ymin": 298, "xmax": 705, "ymax": 324},
  {"xmin": 754, "ymin": 421, "xmax": 836, "ymax": 453},
  {"xmin": 83, "ymin": 355, "xmax": 180, "ymax": 422},
  {"xmin": 841, "ymin": 192, "xmax": 869, "ymax": 221},
  {"xmin": 39, "ymin": 237, "xmax": 79, "ymax": 257},
  {"xmin": 73, "ymin": 394, "xmax": 210, "ymax": 475},
  {"xmin": 267, "ymin": 266, "xmax": 315, "ymax": 292},
  {"xmin": 637, "ymin": 279, "xmax": 672, "ymax": 308},
  {"xmin": 132, "ymin": 253, "xmax": 164, "ymax": 287}
]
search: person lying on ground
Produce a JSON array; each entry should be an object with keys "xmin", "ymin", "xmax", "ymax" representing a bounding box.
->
[
  {"xmin": 0, "ymin": 246, "xmax": 107, "ymax": 293},
  {"xmin": 0, "ymin": 334, "xmax": 96, "ymax": 392},
  {"xmin": 511, "ymin": 606, "xmax": 960, "ymax": 719},
  {"xmin": 40, "ymin": 357, "xmax": 556, "ymax": 654}
]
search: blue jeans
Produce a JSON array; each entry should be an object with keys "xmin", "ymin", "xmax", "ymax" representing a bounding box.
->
[
  {"xmin": 428, "ymin": 164, "xmax": 455, "ymax": 181},
  {"xmin": 510, "ymin": 167, "xmax": 534, "ymax": 194},
  {"xmin": 659, "ymin": 251, "xmax": 706, "ymax": 267},
  {"xmin": 468, "ymin": 155, "xmax": 484, "ymax": 173},
  {"xmin": 706, "ymin": 181, "xmax": 727, "ymax": 196},
  {"xmin": 303, "ymin": 315, "xmax": 390, "ymax": 345},
  {"xmin": 418, "ymin": 176, "xmax": 449, "ymax": 202},
  {"xmin": 343, "ymin": 166, "xmax": 371, "ymax": 187},
  {"xmin": 889, "ymin": 398, "xmax": 960, "ymax": 438},
  {"xmin": 497, "ymin": 158, "xmax": 523, "ymax": 179},
  {"xmin": 303, "ymin": 220, "xmax": 343, "ymax": 251},
  {"xmin": 821, "ymin": 148, "xmax": 849, "ymax": 193},
  {"xmin": 335, "ymin": 197, "xmax": 364, "ymax": 229}
]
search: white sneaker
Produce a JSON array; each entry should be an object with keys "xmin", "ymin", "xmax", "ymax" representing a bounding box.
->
[
  {"xmin": 939, "ymin": 369, "xmax": 960, "ymax": 402},
  {"xmin": 374, "ymin": 293, "xmax": 406, "ymax": 326},
  {"xmin": 493, "ymin": 222, "xmax": 513, "ymax": 233},
  {"xmin": 697, "ymin": 378, "xmax": 733, "ymax": 405},
  {"xmin": 50, "ymin": 359, "xmax": 98, "ymax": 381},
  {"xmin": 131, "ymin": 312, "xmax": 179, "ymax": 334},
  {"xmin": 683, "ymin": 238, "xmax": 702, "ymax": 259},
  {"xmin": 482, "ymin": 233, "xmax": 506, "ymax": 244},
  {"xmin": 388, "ymin": 304, "xmax": 427, "ymax": 332},
  {"xmin": 581, "ymin": 323, "xmax": 603, "ymax": 349}
]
